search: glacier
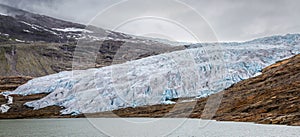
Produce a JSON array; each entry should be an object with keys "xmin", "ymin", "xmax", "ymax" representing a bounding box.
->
[
  {"xmin": 1, "ymin": 34, "xmax": 300, "ymax": 115},
  {"xmin": 0, "ymin": 94, "xmax": 13, "ymax": 113}
]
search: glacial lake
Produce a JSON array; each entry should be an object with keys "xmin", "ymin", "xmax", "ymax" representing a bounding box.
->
[{"xmin": 0, "ymin": 118, "xmax": 299, "ymax": 137}]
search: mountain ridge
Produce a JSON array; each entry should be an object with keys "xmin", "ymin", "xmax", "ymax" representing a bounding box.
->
[{"xmin": 0, "ymin": 4, "xmax": 185, "ymax": 76}]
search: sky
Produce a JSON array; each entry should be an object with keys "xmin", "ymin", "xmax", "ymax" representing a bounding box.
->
[{"xmin": 0, "ymin": 0, "xmax": 299, "ymax": 43}]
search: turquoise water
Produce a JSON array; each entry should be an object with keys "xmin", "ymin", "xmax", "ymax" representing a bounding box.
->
[{"xmin": 0, "ymin": 118, "xmax": 106, "ymax": 137}]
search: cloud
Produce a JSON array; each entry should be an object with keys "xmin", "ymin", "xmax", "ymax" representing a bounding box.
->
[
  {"xmin": 0, "ymin": 0, "xmax": 118, "ymax": 23},
  {"xmin": 0, "ymin": 0, "xmax": 299, "ymax": 42},
  {"xmin": 184, "ymin": 0, "xmax": 300, "ymax": 41}
]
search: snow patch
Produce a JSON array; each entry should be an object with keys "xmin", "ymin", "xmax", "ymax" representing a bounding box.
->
[
  {"xmin": 23, "ymin": 29, "xmax": 31, "ymax": 33},
  {"xmin": 77, "ymin": 34, "xmax": 101, "ymax": 41},
  {"xmin": 0, "ymin": 12, "xmax": 8, "ymax": 16},
  {"xmin": 15, "ymin": 39, "xmax": 25, "ymax": 42},
  {"xmin": 20, "ymin": 21, "xmax": 60, "ymax": 35},
  {"xmin": 253, "ymin": 72, "xmax": 262, "ymax": 77},
  {"xmin": 180, "ymin": 99, "xmax": 196, "ymax": 103},
  {"xmin": 52, "ymin": 28, "xmax": 93, "ymax": 33},
  {"xmin": 162, "ymin": 100, "xmax": 176, "ymax": 104},
  {"xmin": 0, "ymin": 32, "xmax": 9, "ymax": 37},
  {"xmin": 196, "ymin": 93, "xmax": 209, "ymax": 99},
  {"xmin": 7, "ymin": 96, "xmax": 13, "ymax": 105},
  {"xmin": 20, "ymin": 21, "xmax": 42, "ymax": 31}
]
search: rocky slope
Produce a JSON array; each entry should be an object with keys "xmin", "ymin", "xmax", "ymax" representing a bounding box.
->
[
  {"xmin": 0, "ymin": 76, "xmax": 32, "ymax": 92},
  {"xmin": 0, "ymin": 41, "xmax": 183, "ymax": 77},
  {"xmin": 213, "ymin": 54, "xmax": 300, "ymax": 125},
  {"xmin": 0, "ymin": 4, "xmax": 184, "ymax": 77},
  {"xmin": 0, "ymin": 4, "xmax": 84, "ymax": 43},
  {"xmin": 91, "ymin": 54, "xmax": 300, "ymax": 126},
  {"xmin": 0, "ymin": 4, "xmax": 158, "ymax": 43}
]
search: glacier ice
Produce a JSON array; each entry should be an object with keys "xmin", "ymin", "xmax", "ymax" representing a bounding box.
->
[
  {"xmin": 2, "ymin": 39, "xmax": 299, "ymax": 115},
  {"xmin": 246, "ymin": 34, "xmax": 300, "ymax": 46},
  {"xmin": 0, "ymin": 104, "xmax": 10, "ymax": 113}
]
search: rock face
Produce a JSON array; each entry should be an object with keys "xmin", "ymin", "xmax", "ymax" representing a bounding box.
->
[
  {"xmin": 0, "ymin": 76, "xmax": 32, "ymax": 92},
  {"xmin": 0, "ymin": 42, "xmax": 183, "ymax": 77},
  {"xmin": 89, "ymin": 54, "xmax": 300, "ymax": 126},
  {"xmin": 213, "ymin": 54, "xmax": 300, "ymax": 125}
]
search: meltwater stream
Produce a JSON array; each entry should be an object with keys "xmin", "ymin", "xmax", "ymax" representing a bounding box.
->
[{"xmin": 0, "ymin": 118, "xmax": 299, "ymax": 137}]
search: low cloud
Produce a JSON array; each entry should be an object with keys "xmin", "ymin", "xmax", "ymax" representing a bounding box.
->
[{"xmin": 0, "ymin": 0, "xmax": 299, "ymax": 42}]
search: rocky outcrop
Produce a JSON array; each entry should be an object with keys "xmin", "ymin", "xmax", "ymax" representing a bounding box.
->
[
  {"xmin": 0, "ymin": 76, "xmax": 32, "ymax": 92},
  {"xmin": 212, "ymin": 54, "xmax": 300, "ymax": 125}
]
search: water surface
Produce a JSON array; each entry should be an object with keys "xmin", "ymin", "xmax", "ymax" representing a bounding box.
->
[{"xmin": 0, "ymin": 118, "xmax": 299, "ymax": 137}]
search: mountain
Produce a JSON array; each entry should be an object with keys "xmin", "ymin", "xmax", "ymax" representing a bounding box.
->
[
  {"xmin": 0, "ymin": 4, "xmax": 184, "ymax": 76},
  {"xmin": 0, "ymin": 4, "xmax": 299, "ymax": 122},
  {"xmin": 186, "ymin": 33, "xmax": 300, "ymax": 50},
  {"xmin": 99, "ymin": 54, "xmax": 300, "ymax": 126},
  {"xmin": 0, "ymin": 4, "xmax": 85, "ymax": 43},
  {"xmin": 1, "ymin": 34, "xmax": 299, "ymax": 116},
  {"xmin": 0, "ymin": 4, "xmax": 183, "ymax": 44}
]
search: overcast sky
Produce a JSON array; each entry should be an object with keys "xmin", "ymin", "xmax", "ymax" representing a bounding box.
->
[{"xmin": 0, "ymin": 0, "xmax": 299, "ymax": 43}]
